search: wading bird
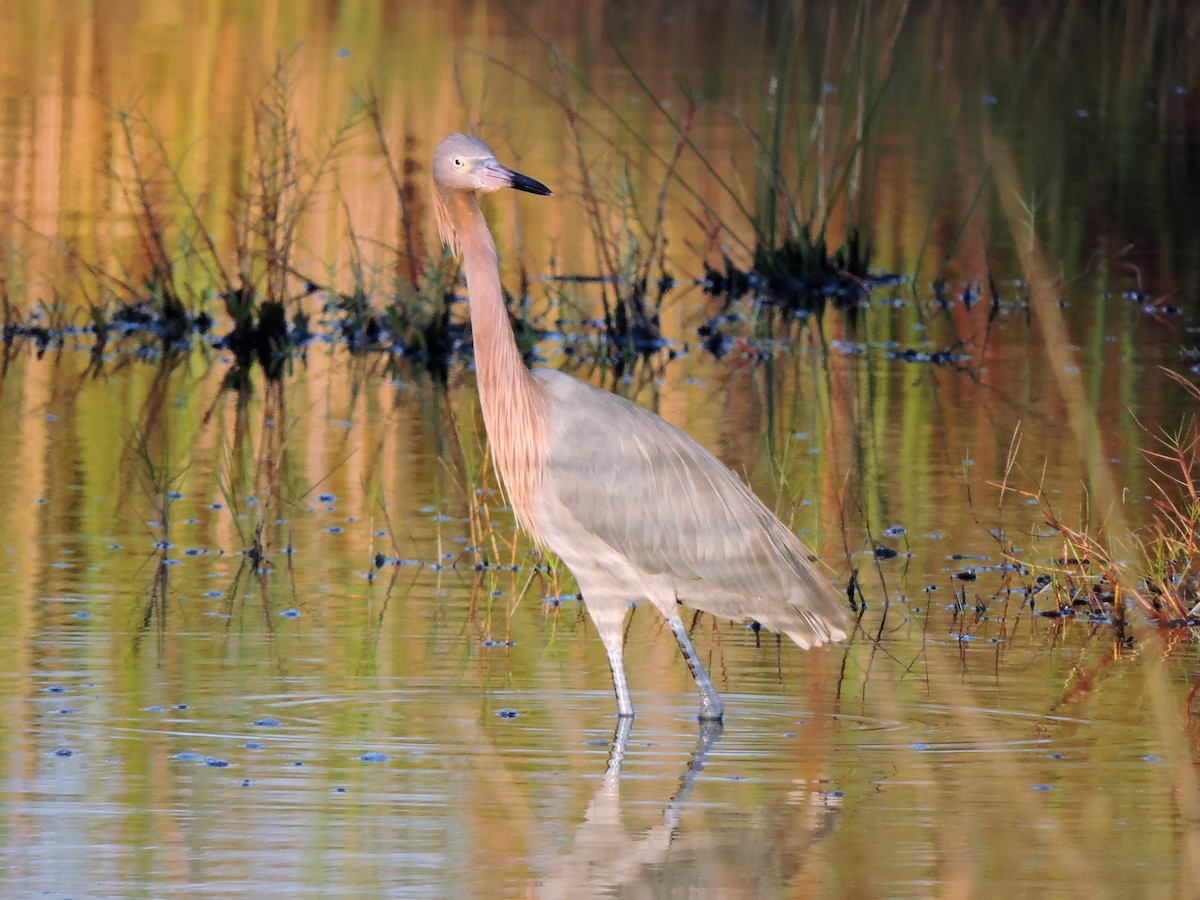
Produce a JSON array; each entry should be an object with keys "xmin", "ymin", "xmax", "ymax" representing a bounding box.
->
[{"xmin": 433, "ymin": 133, "xmax": 848, "ymax": 720}]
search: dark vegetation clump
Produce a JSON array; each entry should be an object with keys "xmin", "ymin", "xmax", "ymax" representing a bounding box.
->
[{"xmin": 703, "ymin": 225, "xmax": 899, "ymax": 310}]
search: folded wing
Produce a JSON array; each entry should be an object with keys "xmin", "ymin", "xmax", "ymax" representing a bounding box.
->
[{"xmin": 532, "ymin": 369, "xmax": 848, "ymax": 647}]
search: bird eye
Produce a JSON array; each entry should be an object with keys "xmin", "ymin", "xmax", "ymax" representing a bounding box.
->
[{"xmin": 453, "ymin": 157, "xmax": 464, "ymax": 168}]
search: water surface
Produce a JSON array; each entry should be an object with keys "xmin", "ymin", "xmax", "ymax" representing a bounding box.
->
[{"xmin": 1, "ymin": 2, "xmax": 1198, "ymax": 897}]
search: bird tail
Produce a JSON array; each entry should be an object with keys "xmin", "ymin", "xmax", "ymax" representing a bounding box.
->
[{"xmin": 772, "ymin": 603, "xmax": 848, "ymax": 649}]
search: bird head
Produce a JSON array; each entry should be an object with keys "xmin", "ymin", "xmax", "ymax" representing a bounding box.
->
[{"xmin": 432, "ymin": 133, "xmax": 552, "ymax": 255}]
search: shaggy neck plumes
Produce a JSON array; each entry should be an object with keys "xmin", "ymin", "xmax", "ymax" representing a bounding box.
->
[{"xmin": 443, "ymin": 188, "xmax": 548, "ymax": 539}]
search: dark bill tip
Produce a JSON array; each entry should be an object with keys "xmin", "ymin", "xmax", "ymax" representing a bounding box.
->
[{"xmin": 509, "ymin": 171, "xmax": 553, "ymax": 197}]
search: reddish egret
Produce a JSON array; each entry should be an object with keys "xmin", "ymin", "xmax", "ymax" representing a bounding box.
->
[{"xmin": 432, "ymin": 133, "xmax": 847, "ymax": 720}]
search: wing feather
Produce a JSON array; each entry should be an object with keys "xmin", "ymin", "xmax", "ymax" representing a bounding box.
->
[{"xmin": 531, "ymin": 370, "xmax": 847, "ymax": 646}]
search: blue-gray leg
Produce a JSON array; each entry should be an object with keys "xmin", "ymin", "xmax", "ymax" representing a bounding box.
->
[{"xmin": 667, "ymin": 616, "xmax": 725, "ymax": 721}]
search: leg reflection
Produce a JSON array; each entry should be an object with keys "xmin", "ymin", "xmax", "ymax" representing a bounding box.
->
[{"xmin": 535, "ymin": 720, "xmax": 724, "ymax": 898}]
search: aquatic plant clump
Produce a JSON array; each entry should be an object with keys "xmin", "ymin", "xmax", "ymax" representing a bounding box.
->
[
  {"xmin": 702, "ymin": 226, "xmax": 901, "ymax": 309},
  {"xmin": 1001, "ymin": 376, "xmax": 1200, "ymax": 631}
]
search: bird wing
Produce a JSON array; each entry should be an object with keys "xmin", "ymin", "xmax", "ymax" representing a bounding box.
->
[{"xmin": 530, "ymin": 369, "xmax": 848, "ymax": 647}]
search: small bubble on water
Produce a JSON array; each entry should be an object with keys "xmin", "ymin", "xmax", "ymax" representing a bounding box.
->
[
  {"xmin": 327, "ymin": 526, "xmax": 343, "ymax": 534},
  {"xmin": 245, "ymin": 742, "xmax": 265, "ymax": 750},
  {"xmin": 205, "ymin": 757, "xmax": 230, "ymax": 768},
  {"xmin": 495, "ymin": 707, "xmax": 520, "ymax": 719},
  {"xmin": 1045, "ymin": 753, "xmax": 1065, "ymax": 760},
  {"xmin": 240, "ymin": 778, "xmax": 251, "ymax": 787},
  {"xmin": 253, "ymin": 717, "xmax": 283, "ymax": 728},
  {"xmin": 318, "ymin": 493, "xmax": 337, "ymax": 503},
  {"xmin": 172, "ymin": 752, "xmax": 204, "ymax": 761},
  {"xmin": 358, "ymin": 752, "xmax": 390, "ymax": 763},
  {"xmin": 910, "ymin": 742, "xmax": 931, "ymax": 751},
  {"xmin": 280, "ymin": 608, "xmax": 301, "ymax": 619},
  {"xmin": 1142, "ymin": 754, "xmax": 1162, "ymax": 763},
  {"xmin": 1033, "ymin": 783, "xmax": 1054, "ymax": 791},
  {"xmin": 54, "ymin": 748, "xmax": 74, "ymax": 757}
]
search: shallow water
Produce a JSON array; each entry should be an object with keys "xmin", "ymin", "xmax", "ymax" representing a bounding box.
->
[{"xmin": 1, "ymin": 2, "xmax": 1199, "ymax": 897}]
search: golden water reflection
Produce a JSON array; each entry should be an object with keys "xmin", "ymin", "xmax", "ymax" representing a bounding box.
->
[{"xmin": 0, "ymin": 1, "xmax": 1198, "ymax": 896}]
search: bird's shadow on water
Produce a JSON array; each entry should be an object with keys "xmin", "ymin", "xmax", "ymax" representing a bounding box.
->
[{"xmin": 535, "ymin": 720, "xmax": 844, "ymax": 900}]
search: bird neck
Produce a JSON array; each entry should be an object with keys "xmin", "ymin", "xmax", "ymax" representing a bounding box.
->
[{"xmin": 448, "ymin": 189, "xmax": 548, "ymax": 539}]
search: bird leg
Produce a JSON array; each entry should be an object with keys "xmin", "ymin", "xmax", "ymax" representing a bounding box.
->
[
  {"xmin": 599, "ymin": 626, "xmax": 636, "ymax": 718},
  {"xmin": 666, "ymin": 616, "xmax": 725, "ymax": 721}
]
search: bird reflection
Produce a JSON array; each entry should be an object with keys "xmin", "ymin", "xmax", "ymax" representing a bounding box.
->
[
  {"xmin": 535, "ymin": 720, "xmax": 842, "ymax": 896},
  {"xmin": 534, "ymin": 718, "xmax": 721, "ymax": 898}
]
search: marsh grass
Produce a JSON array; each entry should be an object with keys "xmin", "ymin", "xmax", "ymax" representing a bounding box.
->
[
  {"xmin": 987, "ymin": 387, "xmax": 1200, "ymax": 630},
  {"xmin": 500, "ymin": 0, "xmax": 910, "ymax": 345},
  {"xmin": 621, "ymin": 1, "xmax": 908, "ymax": 313},
  {"xmin": 124, "ymin": 426, "xmax": 193, "ymax": 653},
  {"xmin": 556, "ymin": 87, "xmax": 681, "ymax": 363},
  {"xmin": 12, "ymin": 61, "xmax": 390, "ymax": 380},
  {"xmin": 99, "ymin": 64, "xmax": 541, "ymax": 382},
  {"xmin": 127, "ymin": 428, "xmax": 189, "ymax": 546}
]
